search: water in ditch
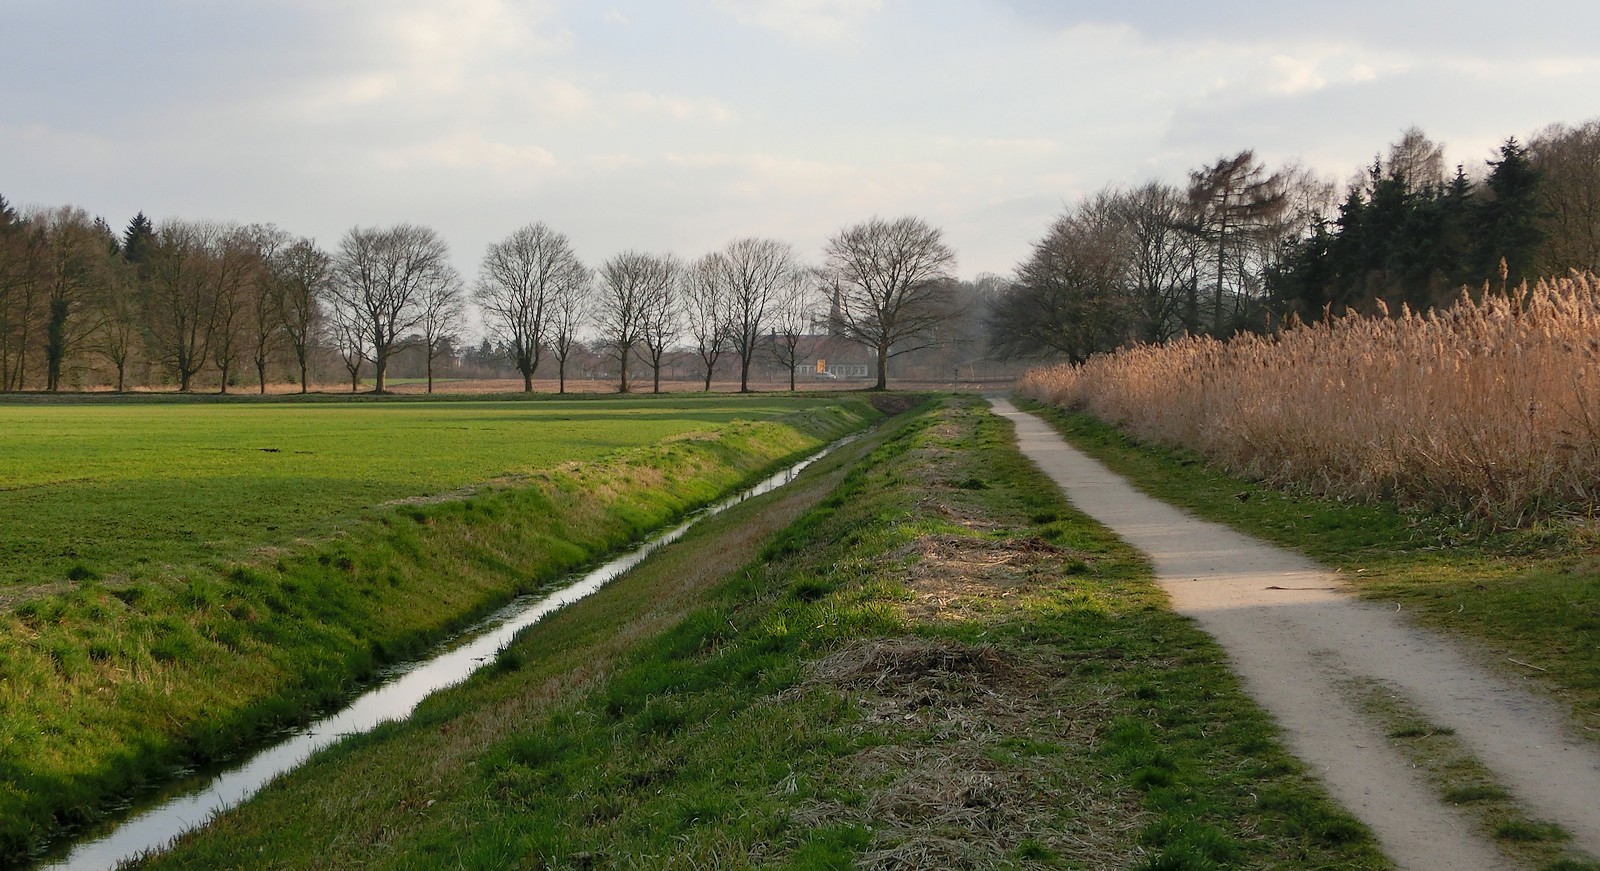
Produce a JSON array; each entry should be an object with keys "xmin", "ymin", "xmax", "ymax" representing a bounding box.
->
[{"xmin": 42, "ymin": 439, "xmax": 850, "ymax": 871}]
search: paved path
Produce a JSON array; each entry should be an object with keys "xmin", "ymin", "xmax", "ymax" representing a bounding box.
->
[{"xmin": 992, "ymin": 398, "xmax": 1600, "ymax": 871}]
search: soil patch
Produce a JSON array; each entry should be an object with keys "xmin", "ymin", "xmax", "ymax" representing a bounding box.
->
[{"xmin": 865, "ymin": 394, "xmax": 926, "ymax": 417}]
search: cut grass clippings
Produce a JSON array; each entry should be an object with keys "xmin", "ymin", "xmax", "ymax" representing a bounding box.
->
[
  {"xmin": 135, "ymin": 395, "xmax": 1387, "ymax": 871},
  {"xmin": 2, "ymin": 397, "xmax": 875, "ymax": 866},
  {"xmin": 1021, "ymin": 402, "xmax": 1600, "ymax": 743}
]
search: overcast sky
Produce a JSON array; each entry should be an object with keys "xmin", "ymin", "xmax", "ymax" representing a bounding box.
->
[{"xmin": 6, "ymin": 0, "xmax": 1599, "ymax": 280}]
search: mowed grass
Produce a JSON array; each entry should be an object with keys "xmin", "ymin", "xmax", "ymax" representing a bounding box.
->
[
  {"xmin": 0, "ymin": 393, "xmax": 873, "ymax": 865},
  {"xmin": 0, "ymin": 396, "xmax": 839, "ymax": 590},
  {"xmin": 137, "ymin": 396, "xmax": 1386, "ymax": 870}
]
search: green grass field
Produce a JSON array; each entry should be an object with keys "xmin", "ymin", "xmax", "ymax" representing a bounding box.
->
[
  {"xmin": 133, "ymin": 396, "xmax": 1384, "ymax": 870},
  {"xmin": 0, "ymin": 393, "xmax": 873, "ymax": 864},
  {"xmin": 0, "ymin": 396, "xmax": 840, "ymax": 591}
]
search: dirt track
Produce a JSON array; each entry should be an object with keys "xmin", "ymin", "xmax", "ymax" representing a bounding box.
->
[{"xmin": 993, "ymin": 398, "xmax": 1600, "ymax": 871}]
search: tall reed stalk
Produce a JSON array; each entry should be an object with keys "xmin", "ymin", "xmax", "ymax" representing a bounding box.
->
[{"xmin": 1019, "ymin": 274, "xmax": 1600, "ymax": 527}]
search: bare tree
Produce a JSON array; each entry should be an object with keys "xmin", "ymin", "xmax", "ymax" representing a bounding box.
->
[
  {"xmin": 597, "ymin": 251, "xmax": 675, "ymax": 393},
  {"xmin": 327, "ymin": 300, "xmax": 367, "ymax": 393},
  {"xmin": 94, "ymin": 257, "xmax": 141, "ymax": 392},
  {"xmin": 989, "ymin": 193, "xmax": 1134, "ymax": 362},
  {"xmin": 1383, "ymin": 126, "xmax": 1448, "ymax": 194},
  {"xmin": 417, "ymin": 269, "xmax": 464, "ymax": 394},
  {"xmin": 1530, "ymin": 119, "xmax": 1600, "ymax": 275},
  {"xmin": 768, "ymin": 270, "xmax": 817, "ymax": 392},
  {"xmin": 682, "ymin": 253, "xmax": 734, "ymax": 391},
  {"xmin": 34, "ymin": 207, "xmax": 109, "ymax": 392},
  {"xmin": 715, "ymin": 238, "xmax": 802, "ymax": 392},
  {"xmin": 0, "ymin": 195, "xmax": 42, "ymax": 390},
  {"xmin": 274, "ymin": 238, "xmax": 331, "ymax": 393},
  {"xmin": 144, "ymin": 220, "xmax": 249, "ymax": 392},
  {"xmin": 638, "ymin": 255, "xmax": 682, "ymax": 393},
  {"xmin": 207, "ymin": 230, "xmax": 256, "ymax": 394},
  {"xmin": 476, "ymin": 223, "xmax": 588, "ymax": 392},
  {"xmin": 1114, "ymin": 182, "xmax": 1195, "ymax": 342},
  {"xmin": 823, "ymin": 216, "xmax": 957, "ymax": 390},
  {"xmin": 329, "ymin": 224, "xmax": 453, "ymax": 393},
  {"xmin": 548, "ymin": 268, "xmax": 592, "ymax": 395},
  {"xmin": 242, "ymin": 224, "xmax": 291, "ymax": 394}
]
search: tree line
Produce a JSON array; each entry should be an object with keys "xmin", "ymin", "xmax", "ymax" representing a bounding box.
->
[
  {"xmin": 0, "ymin": 201, "xmax": 966, "ymax": 393},
  {"xmin": 990, "ymin": 118, "xmax": 1600, "ymax": 361}
]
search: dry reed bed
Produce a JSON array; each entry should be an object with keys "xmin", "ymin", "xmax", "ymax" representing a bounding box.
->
[{"xmin": 1019, "ymin": 274, "xmax": 1600, "ymax": 526}]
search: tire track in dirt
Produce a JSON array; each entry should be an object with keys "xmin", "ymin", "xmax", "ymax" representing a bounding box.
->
[{"xmin": 993, "ymin": 398, "xmax": 1600, "ymax": 871}]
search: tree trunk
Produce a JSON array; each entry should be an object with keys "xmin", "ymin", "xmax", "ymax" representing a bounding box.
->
[
  {"xmin": 652, "ymin": 361, "xmax": 661, "ymax": 394},
  {"xmin": 218, "ymin": 361, "xmax": 230, "ymax": 394},
  {"xmin": 374, "ymin": 352, "xmax": 387, "ymax": 394},
  {"xmin": 558, "ymin": 358, "xmax": 567, "ymax": 395},
  {"xmin": 789, "ymin": 365, "xmax": 796, "ymax": 392},
  {"xmin": 874, "ymin": 343, "xmax": 889, "ymax": 391},
  {"xmin": 703, "ymin": 366, "xmax": 714, "ymax": 392},
  {"xmin": 115, "ymin": 364, "xmax": 125, "ymax": 394},
  {"xmin": 46, "ymin": 298, "xmax": 67, "ymax": 393},
  {"xmin": 256, "ymin": 356, "xmax": 268, "ymax": 395},
  {"xmin": 299, "ymin": 358, "xmax": 309, "ymax": 394},
  {"xmin": 618, "ymin": 351, "xmax": 630, "ymax": 393},
  {"xmin": 1212, "ymin": 213, "xmax": 1229, "ymax": 336},
  {"xmin": 523, "ymin": 368, "xmax": 533, "ymax": 392},
  {"xmin": 739, "ymin": 355, "xmax": 752, "ymax": 393},
  {"xmin": 426, "ymin": 350, "xmax": 434, "ymax": 394}
]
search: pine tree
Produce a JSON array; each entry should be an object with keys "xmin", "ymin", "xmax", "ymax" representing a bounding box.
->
[
  {"xmin": 1474, "ymin": 139, "xmax": 1544, "ymax": 289},
  {"xmin": 122, "ymin": 212, "xmax": 155, "ymax": 265},
  {"xmin": 0, "ymin": 194, "xmax": 17, "ymax": 234}
]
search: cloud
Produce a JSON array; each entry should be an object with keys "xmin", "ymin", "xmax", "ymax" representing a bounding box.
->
[
  {"xmin": 377, "ymin": 132, "xmax": 559, "ymax": 176},
  {"xmin": 706, "ymin": 0, "xmax": 883, "ymax": 42},
  {"xmin": 616, "ymin": 92, "xmax": 735, "ymax": 123},
  {"xmin": 990, "ymin": 0, "xmax": 1600, "ymax": 57}
]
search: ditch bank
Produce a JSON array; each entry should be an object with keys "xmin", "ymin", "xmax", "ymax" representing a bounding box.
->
[
  {"xmin": 129, "ymin": 396, "xmax": 1386, "ymax": 870},
  {"xmin": 3, "ymin": 401, "xmax": 877, "ymax": 867}
]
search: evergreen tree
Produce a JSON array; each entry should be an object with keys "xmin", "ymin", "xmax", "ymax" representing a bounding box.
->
[
  {"xmin": 1474, "ymin": 138, "xmax": 1544, "ymax": 289},
  {"xmin": 122, "ymin": 212, "xmax": 155, "ymax": 265},
  {"xmin": 1436, "ymin": 166, "xmax": 1476, "ymax": 289}
]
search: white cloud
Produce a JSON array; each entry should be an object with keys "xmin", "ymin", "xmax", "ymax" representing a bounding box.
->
[
  {"xmin": 1264, "ymin": 54, "xmax": 1328, "ymax": 95},
  {"xmin": 706, "ymin": 0, "xmax": 883, "ymax": 42},
  {"xmin": 377, "ymin": 132, "xmax": 559, "ymax": 175},
  {"xmin": 616, "ymin": 92, "xmax": 735, "ymax": 123}
]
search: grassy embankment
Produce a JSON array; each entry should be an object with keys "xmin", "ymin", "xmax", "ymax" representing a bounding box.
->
[
  {"xmin": 1, "ymin": 395, "xmax": 872, "ymax": 865},
  {"xmin": 1025, "ymin": 403, "xmax": 1600, "ymax": 868},
  {"xmin": 140, "ymin": 395, "xmax": 1386, "ymax": 871}
]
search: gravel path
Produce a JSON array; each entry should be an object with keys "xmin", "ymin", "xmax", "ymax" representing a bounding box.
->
[{"xmin": 993, "ymin": 398, "xmax": 1600, "ymax": 871}]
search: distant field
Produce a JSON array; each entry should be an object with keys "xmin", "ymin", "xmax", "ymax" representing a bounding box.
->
[{"xmin": 0, "ymin": 396, "xmax": 834, "ymax": 591}]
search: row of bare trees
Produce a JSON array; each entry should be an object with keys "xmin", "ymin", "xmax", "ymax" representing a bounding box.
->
[
  {"xmin": 0, "ymin": 204, "xmax": 335, "ymax": 393},
  {"xmin": 992, "ymin": 116, "xmax": 1600, "ymax": 362},
  {"xmin": 0, "ymin": 197, "xmax": 961, "ymax": 393},
  {"xmin": 471, "ymin": 218, "xmax": 959, "ymax": 394}
]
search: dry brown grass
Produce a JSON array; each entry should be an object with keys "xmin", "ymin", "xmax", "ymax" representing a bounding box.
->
[
  {"xmin": 796, "ymin": 637, "xmax": 1142, "ymax": 870},
  {"xmin": 891, "ymin": 534, "xmax": 1073, "ymax": 622},
  {"xmin": 1019, "ymin": 274, "xmax": 1600, "ymax": 526}
]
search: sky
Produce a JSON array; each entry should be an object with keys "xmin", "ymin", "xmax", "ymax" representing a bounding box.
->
[{"xmin": 6, "ymin": 0, "xmax": 1600, "ymax": 282}]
